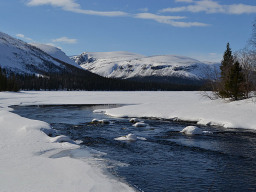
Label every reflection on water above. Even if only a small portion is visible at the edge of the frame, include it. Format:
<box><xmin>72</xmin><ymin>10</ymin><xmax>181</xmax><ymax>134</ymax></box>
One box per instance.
<box><xmin>13</xmin><ymin>105</ymin><xmax>256</xmax><ymax>192</ymax></box>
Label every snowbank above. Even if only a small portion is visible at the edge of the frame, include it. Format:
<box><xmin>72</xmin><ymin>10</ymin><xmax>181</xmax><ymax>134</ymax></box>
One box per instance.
<box><xmin>1</xmin><ymin>91</ymin><xmax>256</xmax><ymax>191</ymax></box>
<box><xmin>0</xmin><ymin>92</ymin><xmax>135</xmax><ymax>192</ymax></box>
<box><xmin>1</xmin><ymin>91</ymin><xmax>256</xmax><ymax>129</ymax></box>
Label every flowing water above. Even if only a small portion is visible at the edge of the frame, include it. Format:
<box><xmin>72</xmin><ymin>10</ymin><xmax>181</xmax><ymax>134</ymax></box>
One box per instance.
<box><xmin>13</xmin><ymin>105</ymin><xmax>256</xmax><ymax>192</ymax></box>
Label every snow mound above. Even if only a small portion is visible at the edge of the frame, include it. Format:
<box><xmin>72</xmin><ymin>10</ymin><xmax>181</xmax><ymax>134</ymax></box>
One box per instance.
<box><xmin>133</xmin><ymin>122</ymin><xmax>148</xmax><ymax>127</ymax></box>
<box><xmin>50</xmin><ymin>135</ymin><xmax>76</xmax><ymax>144</ymax></box>
<box><xmin>115</xmin><ymin>133</ymin><xmax>146</xmax><ymax>141</ymax></box>
<box><xmin>180</xmin><ymin>126</ymin><xmax>203</xmax><ymax>135</ymax></box>
<box><xmin>31</xmin><ymin>43</ymin><xmax>81</xmax><ymax>68</ymax></box>
<box><xmin>90</xmin><ymin>119</ymin><xmax>110</xmax><ymax>124</ymax></box>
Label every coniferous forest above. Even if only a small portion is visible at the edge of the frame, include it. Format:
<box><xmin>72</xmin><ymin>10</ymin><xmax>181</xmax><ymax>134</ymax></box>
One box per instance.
<box><xmin>0</xmin><ymin>67</ymin><xmax>18</xmax><ymax>92</ymax></box>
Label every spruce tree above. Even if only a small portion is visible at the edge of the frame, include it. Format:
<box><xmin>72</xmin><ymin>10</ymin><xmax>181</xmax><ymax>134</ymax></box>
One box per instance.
<box><xmin>219</xmin><ymin>43</ymin><xmax>246</xmax><ymax>100</ymax></box>
<box><xmin>220</xmin><ymin>43</ymin><xmax>234</xmax><ymax>75</ymax></box>
<box><xmin>219</xmin><ymin>42</ymin><xmax>234</xmax><ymax>98</ymax></box>
<box><xmin>228</xmin><ymin>61</ymin><xmax>245</xmax><ymax>100</ymax></box>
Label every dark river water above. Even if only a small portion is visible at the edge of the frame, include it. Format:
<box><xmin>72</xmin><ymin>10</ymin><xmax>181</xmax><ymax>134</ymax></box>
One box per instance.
<box><xmin>13</xmin><ymin>105</ymin><xmax>256</xmax><ymax>192</ymax></box>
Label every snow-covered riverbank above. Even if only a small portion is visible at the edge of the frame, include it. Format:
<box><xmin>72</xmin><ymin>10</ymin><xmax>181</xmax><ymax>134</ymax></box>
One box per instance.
<box><xmin>1</xmin><ymin>91</ymin><xmax>256</xmax><ymax>192</ymax></box>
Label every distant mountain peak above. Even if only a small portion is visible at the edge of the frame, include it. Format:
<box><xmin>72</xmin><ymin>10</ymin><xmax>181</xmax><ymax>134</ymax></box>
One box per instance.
<box><xmin>71</xmin><ymin>51</ymin><xmax>220</xmax><ymax>83</ymax></box>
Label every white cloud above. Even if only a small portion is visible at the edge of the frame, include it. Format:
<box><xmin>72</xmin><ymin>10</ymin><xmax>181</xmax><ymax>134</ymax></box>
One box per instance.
<box><xmin>26</xmin><ymin>0</ymin><xmax>128</xmax><ymax>17</ymax></box>
<box><xmin>72</xmin><ymin>9</ymin><xmax>128</xmax><ymax>17</ymax></box>
<box><xmin>26</xmin><ymin>0</ymin><xmax>208</xmax><ymax>28</ymax></box>
<box><xmin>168</xmin><ymin>20</ymin><xmax>208</xmax><ymax>27</ymax></box>
<box><xmin>135</xmin><ymin>13</ymin><xmax>186</xmax><ymax>21</ymax></box>
<box><xmin>161</xmin><ymin>0</ymin><xmax>256</xmax><ymax>15</ymax></box>
<box><xmin>45</xmin><ymin>43</ymin><xmax>56</xmax><ymax>46</ymax></box>
<box><xmin>227</xmin><ymin>4</ymin><xmax>256</xmax><ymax>15</ymax></box>
<box><xmin>16</xmin><ymin>34</ymin><xmax>25</xmax><ymax>38</ymax></box>
<box><xmin>52</xmin><ymin>37</ymin><xmax>77</xmax><ymax>44</ymax></box>
<box><xmin>16</xmin><ymin>34</ymin><xmax>33</xmax><ymax>41</ymax></box>
<box><xmin>27</xmin><ymin>0</ymin><xmax>80</xmax><ymax>10</ymax></box>
<box><xmin>135</xmin><ymin>13</ymin><xmax>208</xmax><ymax>27</ymax></box>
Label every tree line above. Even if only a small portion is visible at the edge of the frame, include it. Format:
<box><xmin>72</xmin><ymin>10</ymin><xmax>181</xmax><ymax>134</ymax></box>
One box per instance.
<box><xmin>0</xmin><ymin>64</ymin><xmax>202</xmax><ymax>92</ymax></box>
<box><xmin>0</xmin><ymin>68</ymin><xmax>19</xmax><ymax>91</ymax></box>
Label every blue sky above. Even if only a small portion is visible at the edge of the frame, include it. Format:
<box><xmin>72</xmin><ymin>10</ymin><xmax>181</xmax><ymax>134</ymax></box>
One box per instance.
<box><xmin>0</xmin><ymin>0</ymin><xmax>256</xmax><ymax>62</ymax></box>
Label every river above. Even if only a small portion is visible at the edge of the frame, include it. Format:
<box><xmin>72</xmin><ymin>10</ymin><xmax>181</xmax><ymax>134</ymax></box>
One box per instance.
<box><xmin>13</xmin><ymin>105</ymin><xmax>256</xmax><ymax>192</ymax></box>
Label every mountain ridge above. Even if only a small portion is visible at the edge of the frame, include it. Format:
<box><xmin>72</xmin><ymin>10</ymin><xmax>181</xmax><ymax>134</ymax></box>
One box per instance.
<box><xmin>71</xmin><ymin>51</ymin><xmax>220</xmax><ymax>84</ymax></box>
<box><xmin>0</xmin><ymin>31</ymin><xmax>216</xmax><ymax>90</ymax></box>
<box><xmin>0</xmin><ymin>31</ymin><xmax>81</xmax><ymax>75</ymax></box>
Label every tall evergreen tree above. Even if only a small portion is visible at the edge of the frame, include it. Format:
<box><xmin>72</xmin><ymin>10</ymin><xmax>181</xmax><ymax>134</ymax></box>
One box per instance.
<box><xmin>219</xmin><ymin>43</ymin><xmax>234</xmax><ymax>98</ymax></box>
<box><xmin>228</xmin><ymin>61</ymin><xmax>245</xmax><ymax>100</ymax></box>
<box><xmin>220</xmin><ymin>43</ymin><xmax>234</xmax><ymax>76</ymax></box>
<box><xmin>219</xmin><ymin>43</ymin><xmax>246</xmax><ymax>100</ymax></box>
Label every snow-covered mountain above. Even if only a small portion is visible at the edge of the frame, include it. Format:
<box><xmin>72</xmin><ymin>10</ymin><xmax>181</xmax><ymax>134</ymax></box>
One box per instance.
<box><xmin>0</xmin><ymin>30</ymin><xmax>219</xmax><ymax>87</ymax></box>
<box><xmin>0</xmin><ymin>32</ymin><xmax>81</xmax><ymax>75</ymax></box>
<box><xmin>30</xmin><ymin>43</ymin><xmax>81</xmax><ymax>69</ymax></box>
<box><xmin>71</xmin><ymin>51</ymin><xmax>219</xmax><ymax>83</ymax></box>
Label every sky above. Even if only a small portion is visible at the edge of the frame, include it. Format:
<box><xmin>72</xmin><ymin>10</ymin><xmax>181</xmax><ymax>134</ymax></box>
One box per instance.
<box><xmin>0</xmin><ymin>0</ymin><xmax>256</xmax><ymax>62</ymax></box>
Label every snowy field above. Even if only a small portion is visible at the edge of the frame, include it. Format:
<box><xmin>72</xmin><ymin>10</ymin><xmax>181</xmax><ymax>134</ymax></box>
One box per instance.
<box><xmin>1</xmin><ymin>91</ymin><xmax>256</xmax><ymax>192</ymax></box>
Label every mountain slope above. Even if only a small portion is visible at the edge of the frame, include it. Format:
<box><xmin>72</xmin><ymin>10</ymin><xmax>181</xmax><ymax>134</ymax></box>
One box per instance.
<box><xmin>71</xmin><ymin>52</ymin><xmax>219</xmax><ymax>84</ymax></box>
<box><xmin>0</xmin><ymin>32</ymin><xmax>81</xmax><ymax>75</ymax></box>
<box><xmin>30</xmin><ymin>43</ymin><xmax>81</xmax><ymax>69</ymax></box>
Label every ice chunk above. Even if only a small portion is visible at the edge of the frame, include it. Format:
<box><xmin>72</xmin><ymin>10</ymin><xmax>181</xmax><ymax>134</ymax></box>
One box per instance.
<box><xmin>115</xmin><ymin>133</ymin><xmax>146</xmax><ymax>141</ymax></box>
<box><xmin>180</xmin><ymin>126</ymin><xmax>202</xmax><ymax>135</ymax></box>
<box><xmin>133</xmin><ymin>122</ymin><xmax>148</xmax><ymax>127</ymax></box>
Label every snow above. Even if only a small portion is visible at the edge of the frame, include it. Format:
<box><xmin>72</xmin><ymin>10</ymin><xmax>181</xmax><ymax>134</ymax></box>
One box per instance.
<box><xmin>91</xmin><ymin>119</ymin><xmax>111</xmax><ymax>124</ymax></box>
<box><xmin>31</xmin><ymin>43</ymin><xmax>82</xmax><ymax>69</ymax></box>
<box><xmin>1</xmin><ymin>91</ymin><xmax>256</xmax><ymax>130</ymax></box>
<box><xmin>0</xmin><ymin>31</ymin><xmax>81</xmax><ymax>75</ymax></box>
<box><xmin>0</xmin><ymin>32</ymin><xmax>64</xmax><ymax>74</ymax></box>
<box><xmin>71</xmin><ymin>51</ymin><xmax>219</xmax><ymax>80</ymax></box>
<box><xmin>133</xmin><ymin>122</ymin><xmax>148</xmax><ymax>127</ymax></box>
<box><xmin>50</xmin><ymin>135</ymin><xmax>76</xmax><ymax>144</ymax></box>
<box><xmin>114</xmin><ymin>133</ymin><xmax>146</xmax><ymax>141</ymax></box>
<box><xmin>0</xmin><ymin>93</ymin><xmax>136</xmax><ymax>192</ymax></box>
<box><xmin>180</xmin><ymin>126</ymin><xmax>202</xmax><ymax>135</ymax></box>
<box><xmin>115</xmin><ymin>133</ymin><xmax>138</xmax><ymax>141</ymax></box>
<box><xmin>1</xmin><ymin>91</ymin><xmax>256</xmax><ymax>191</ymax></box>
